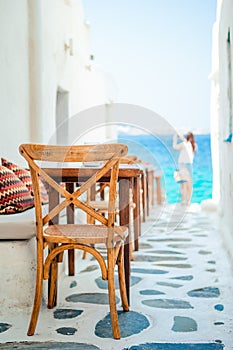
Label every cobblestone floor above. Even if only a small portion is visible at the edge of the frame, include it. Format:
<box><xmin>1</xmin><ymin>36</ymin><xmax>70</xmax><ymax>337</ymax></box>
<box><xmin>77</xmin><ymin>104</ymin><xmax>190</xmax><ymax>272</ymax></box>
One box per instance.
<box><xmin>1</xmin><ymin>204</ymin><xmax>233</xmax><ymax>350</ymax></box>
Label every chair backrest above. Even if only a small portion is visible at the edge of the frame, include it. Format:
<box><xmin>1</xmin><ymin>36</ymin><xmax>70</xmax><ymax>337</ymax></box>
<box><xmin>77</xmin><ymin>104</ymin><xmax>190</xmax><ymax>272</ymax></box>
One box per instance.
<box><xmin>120</xmin><ymin>154</ymin><xmax>142</xmax><ymax>164</ymax></box>
<box><xmin>19</xmin><ymin>144</ymin><xmax>128</xmax><ymax>239</ymax></box>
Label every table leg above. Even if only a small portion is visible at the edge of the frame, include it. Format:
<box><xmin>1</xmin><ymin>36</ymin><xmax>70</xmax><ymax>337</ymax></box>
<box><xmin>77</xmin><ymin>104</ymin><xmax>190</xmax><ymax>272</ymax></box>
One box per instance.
<box><xmin>119</xmin><ymin>178</ymin><xmax>130</xmax><ymax>304</ymax></box>
<box><xmin>133</xmin><ymin>177</ymin><xmax>140</xmax><ymax>251</ymax></box>
<box><xmin>155</xmin><ymin>176</ymin><xmax>162</xmax><ymax>205</ymax></box>
<box><xmin>146</xmin><ymin>169</ymin><xmax>150</xmax><ymax>217</ymax></box>
<box><xmin>151</xmin><ymin>171</ymin><xmax>155</xmax><ymax>206</ymax></box>
<box><xmin>141</xmin><ymin>171</ymin><xmax>147</xmax><ymax>222</ymax></box>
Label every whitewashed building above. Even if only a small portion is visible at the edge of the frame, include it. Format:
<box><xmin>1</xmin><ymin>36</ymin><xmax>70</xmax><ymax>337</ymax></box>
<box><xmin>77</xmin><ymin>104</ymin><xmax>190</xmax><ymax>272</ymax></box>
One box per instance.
<box><xmin>210</xmin><ymin>0</ymin><xmax>233</xmax><ymax>263</ymax></box>
<box><xmin>0</xmin><ymin>0</ymin><xmax>115</xmax><ymax>308</ymax></box>
<box><xmin>0</xmin><ymin>0</ymin><xmax>113</xmax><ymax>165</ymax></box>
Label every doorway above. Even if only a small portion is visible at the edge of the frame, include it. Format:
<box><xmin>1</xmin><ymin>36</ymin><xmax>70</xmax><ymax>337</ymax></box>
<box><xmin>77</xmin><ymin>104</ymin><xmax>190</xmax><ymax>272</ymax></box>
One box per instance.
<box><xmin>56</xmin><ymin>89</ymin><xmax>69</xmax><ymax>145</ymax></box>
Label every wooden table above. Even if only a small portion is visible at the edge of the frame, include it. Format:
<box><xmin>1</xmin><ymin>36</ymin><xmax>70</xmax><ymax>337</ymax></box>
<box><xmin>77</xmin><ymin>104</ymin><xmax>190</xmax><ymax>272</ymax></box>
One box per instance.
<box><xmin>44</xmin><ymin>164</ymin><xmax>143</xmax><ymax>303</ymax></box>
<box><xmin>154</xmin><ymin>169</ymin><xmax>163</xmax><ymax>205</ymax></box>
<box><xmin>146</xmin><ymin>167</ymin><xmax>163</xmax><ymax>215</ymax></box>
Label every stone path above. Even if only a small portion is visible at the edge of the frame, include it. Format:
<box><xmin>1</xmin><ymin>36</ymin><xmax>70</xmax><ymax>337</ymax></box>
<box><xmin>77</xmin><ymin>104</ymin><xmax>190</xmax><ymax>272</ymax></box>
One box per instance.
<box><xmin>1</xmin><ymin>204</ymin><xmax>233</xmax><ymax>349</ymax></box>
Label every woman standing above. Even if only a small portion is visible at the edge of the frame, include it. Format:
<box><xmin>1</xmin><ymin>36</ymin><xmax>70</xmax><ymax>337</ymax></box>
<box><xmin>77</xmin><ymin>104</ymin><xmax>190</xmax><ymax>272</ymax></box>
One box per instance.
<box><xmin>173</xmin><ymin>132</ymin><xmax>197</xmax><ymax>205</ymax></box>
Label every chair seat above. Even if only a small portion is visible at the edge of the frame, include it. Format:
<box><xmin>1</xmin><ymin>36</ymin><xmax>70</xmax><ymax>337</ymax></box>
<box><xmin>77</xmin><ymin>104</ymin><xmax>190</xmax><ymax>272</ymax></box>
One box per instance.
<box><xmin>88</xmin><ymin>200</ymin><xmax>135</xmax><ymax>210</ymax></box>
<box><xmin>44</xmin><ymin>224</ymin><xmax>128</xmax><ymax>245</ymax></box>
<box><xmin>88</xmin><ymin>200</ymin><xmax>116</xmax><ymax>211</ymax></box>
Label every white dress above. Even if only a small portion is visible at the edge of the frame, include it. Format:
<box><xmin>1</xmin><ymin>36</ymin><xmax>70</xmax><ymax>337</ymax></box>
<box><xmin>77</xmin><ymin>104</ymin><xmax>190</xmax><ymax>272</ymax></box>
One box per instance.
<box><xmin>173</xmin><ymin>135</ymin><xmax>196</xmax><ymax>176</ymax></box>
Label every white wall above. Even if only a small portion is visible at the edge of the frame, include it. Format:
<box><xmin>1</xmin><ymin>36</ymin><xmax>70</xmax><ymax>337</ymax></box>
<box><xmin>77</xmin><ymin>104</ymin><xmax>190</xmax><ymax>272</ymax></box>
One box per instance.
<box><xmin>210</xmin><ymin>0</ymin><xmax>233</xmax><ymax>262</ymax></box>
<box><xmin>0</xmin><ymin>0</ymin><xmax>30</xmax><ymax>165</ymax></box>
<box><xmin>0</xmin><ymin>0</ymin><xmax>112</xmax><ymax>165</ymax></box>
<box><xmin>32</xmin><ymin>0</ymin><xmax>111</xmax><ymax>146</ymax></box>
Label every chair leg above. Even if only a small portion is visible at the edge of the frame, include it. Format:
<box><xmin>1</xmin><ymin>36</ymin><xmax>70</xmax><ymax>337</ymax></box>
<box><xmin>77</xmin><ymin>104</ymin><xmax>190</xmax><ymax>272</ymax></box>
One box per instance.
<box><xmin>82</xmin><ymin>215</ymin><xmax>95</xmax><ymax>260</ymax></box>
<box><xmin>27</xmin><ymin>259</ymin><xmax>44</xmax><ymax>336</ymax></box>
<box><xmin>68</xmin><ymin>249</ymin><xmax>75</xmax><ymax>276</ymax></box>
<box><xmin>82</xmin><ymin>244</ymin><xmax>94</xmax><ymax>259</ymax></box>
<box><xmin>48</xmin><ymin>260</ymin><xmax>58</xmax><ymax>308</ymax></box>
<box><xmin>117</xmin><ymin>246</ymin><xmax>129</xmax><ymax>311</ymax></box>
<box><xmin>107</xmin><ymin>248</ymin><xmax>121</xmax><ymax>339</ymax></box>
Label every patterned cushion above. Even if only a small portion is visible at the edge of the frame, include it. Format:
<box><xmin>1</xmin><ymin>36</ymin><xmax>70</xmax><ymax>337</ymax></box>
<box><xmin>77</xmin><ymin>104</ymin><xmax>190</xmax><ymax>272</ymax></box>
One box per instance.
<box><xmin>1</xmin><ymin>158</ymin><xmax>33</xmax><ymax>193</ymax></box>
<box><xmin>0</xmin><ymin>166</ymin><xmax>34</xmax><ymax>214</ymax></box>
<box><xmin>1</xmin><ymin>158</ymin><xmax>48</xmax><ymax>204</ymax></box>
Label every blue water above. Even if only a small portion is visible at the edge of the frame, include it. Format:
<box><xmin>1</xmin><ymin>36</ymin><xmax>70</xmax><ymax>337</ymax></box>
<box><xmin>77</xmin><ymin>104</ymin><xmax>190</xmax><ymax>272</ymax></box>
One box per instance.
<box><xmin>118</xmin><ymin>134</ymin><xmax>212</xmax><ymax>204</ymax></box>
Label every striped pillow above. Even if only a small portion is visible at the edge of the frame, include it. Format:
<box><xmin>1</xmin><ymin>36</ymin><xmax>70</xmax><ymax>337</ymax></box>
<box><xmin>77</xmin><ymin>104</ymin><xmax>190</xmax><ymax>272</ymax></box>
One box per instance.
<box><xmin>1</xmin><ymin>158</ymin><xmax>48</xmax><ymax>204</ymax></box>
<box><xmin>0</xmin><ymin>166</ymin><xmax>34</xmax><ymax>214</ymax></box>
<box><xmin>1</xmin><ymin>158</ymin><xmax>33</xmax><ymax>193</ymax></box>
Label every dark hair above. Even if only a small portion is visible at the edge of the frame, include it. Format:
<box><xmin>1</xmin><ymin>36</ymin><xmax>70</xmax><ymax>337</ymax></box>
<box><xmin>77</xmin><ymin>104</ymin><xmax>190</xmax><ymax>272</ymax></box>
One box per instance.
<box><xmin>186</xmin><ymin>132</ymin><xmax>196</xmax><ymax>152</ymax></box>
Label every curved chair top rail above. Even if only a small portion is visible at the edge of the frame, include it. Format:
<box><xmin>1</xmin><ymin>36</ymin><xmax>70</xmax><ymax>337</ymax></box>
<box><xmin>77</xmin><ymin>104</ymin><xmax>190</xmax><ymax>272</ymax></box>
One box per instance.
<box><xmin>19</xmin><ymin>143</ymin><xmax>128</xmax><ymax>163</ymax></box>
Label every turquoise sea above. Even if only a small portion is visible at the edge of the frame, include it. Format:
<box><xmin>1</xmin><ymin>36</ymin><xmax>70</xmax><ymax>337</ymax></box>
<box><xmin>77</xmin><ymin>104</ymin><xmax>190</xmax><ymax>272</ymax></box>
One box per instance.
<box><xmin>118</xmin><ymin>134</ymin><xmax>212</xmax><ymax>204</ymax></box>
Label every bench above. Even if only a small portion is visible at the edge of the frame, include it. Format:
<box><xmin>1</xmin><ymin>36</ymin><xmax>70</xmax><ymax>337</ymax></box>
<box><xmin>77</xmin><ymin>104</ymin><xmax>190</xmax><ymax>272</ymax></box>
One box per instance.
<box><xmin>0</xmin><ymin>204</ymin><xmax>82</xmax><ymax>310</ymax></box>
<box><xmin>0</xmin><ymin>207</ymin><xmax>37</xmax><ymax>309</ymax></box>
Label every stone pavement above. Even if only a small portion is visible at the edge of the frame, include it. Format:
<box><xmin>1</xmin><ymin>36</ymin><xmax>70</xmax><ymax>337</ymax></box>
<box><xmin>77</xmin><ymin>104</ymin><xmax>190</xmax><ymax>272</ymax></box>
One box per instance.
<box><xmin>1</xmin><ymin>203</ymin><xmax>233</xmax><ymax>350</ymax></box>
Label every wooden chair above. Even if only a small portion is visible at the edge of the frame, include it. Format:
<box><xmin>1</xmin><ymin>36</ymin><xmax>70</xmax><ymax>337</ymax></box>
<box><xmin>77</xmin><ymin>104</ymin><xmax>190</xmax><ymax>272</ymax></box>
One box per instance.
<box><xmin>84</xmin><ymin>163</ymin><xmax>137</xmax><ymax>259</ymax></box>
<box><xmin>19</xmin><ymin>143</ymin><xmax>129</xmax><ymax>339</ymax></box>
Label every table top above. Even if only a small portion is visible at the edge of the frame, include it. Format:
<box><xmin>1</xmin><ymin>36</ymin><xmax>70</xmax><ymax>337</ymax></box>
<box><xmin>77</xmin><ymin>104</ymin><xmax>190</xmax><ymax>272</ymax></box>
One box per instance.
<box><xmin>43</xmin><ymin>164</ymin><xmax>143</xmax><ymax>182</ymax></box>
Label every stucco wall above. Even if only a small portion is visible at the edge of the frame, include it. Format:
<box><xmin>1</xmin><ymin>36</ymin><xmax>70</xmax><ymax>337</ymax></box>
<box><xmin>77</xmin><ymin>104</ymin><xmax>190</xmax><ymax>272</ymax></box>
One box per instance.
<box><xmin>29</xmin><ymin>0</ymin><xmax>110</xmax><ymax>146</ymax></box>
<box><xmin>0</xmin><ymin>0</ymin><xmax>111</xmax><ymax>165</ymax></box>
<box><xmin>0</xmin><ymin>0</ymin><xmax>30</xmax><ymax>165</ymax></box>
<box><xmin>211</xmin><ymin>0</ymin><xmax>233</xmax><ymax>263</ymax></box>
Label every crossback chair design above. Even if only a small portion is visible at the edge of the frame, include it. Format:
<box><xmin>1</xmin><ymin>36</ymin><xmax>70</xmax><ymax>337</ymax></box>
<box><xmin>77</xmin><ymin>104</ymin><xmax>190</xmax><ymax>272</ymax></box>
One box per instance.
<box><xmin>83</xmin><ymin>157</ymin><xmax>140</xmax><ymax>259</ymax></box>
<box><xmin>86</xmin><ymin>154</ymin><xmax>140</xmax><ymax>222</ymax></box>
<box><xmin>19</xmin><ymin>143</ymin><xmax>129</xmax><ymax>339</ymax></box>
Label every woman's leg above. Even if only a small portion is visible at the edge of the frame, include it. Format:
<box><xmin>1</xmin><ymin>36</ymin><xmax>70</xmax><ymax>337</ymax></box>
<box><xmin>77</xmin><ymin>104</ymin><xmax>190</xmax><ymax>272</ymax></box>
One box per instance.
<box><xmin>186</xmin><ymin>179</ymin><xmax>193</xmax><ymax>204</ymax></box>
<box><xmin>180</xmin><ymin>163</ymin><xmax>193</xmax><ymax>204</ymax></box>
<box><xmin>180</xmin><ymin>182</ymin><xmax>186</xmax><ymax>203</ymax></box>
